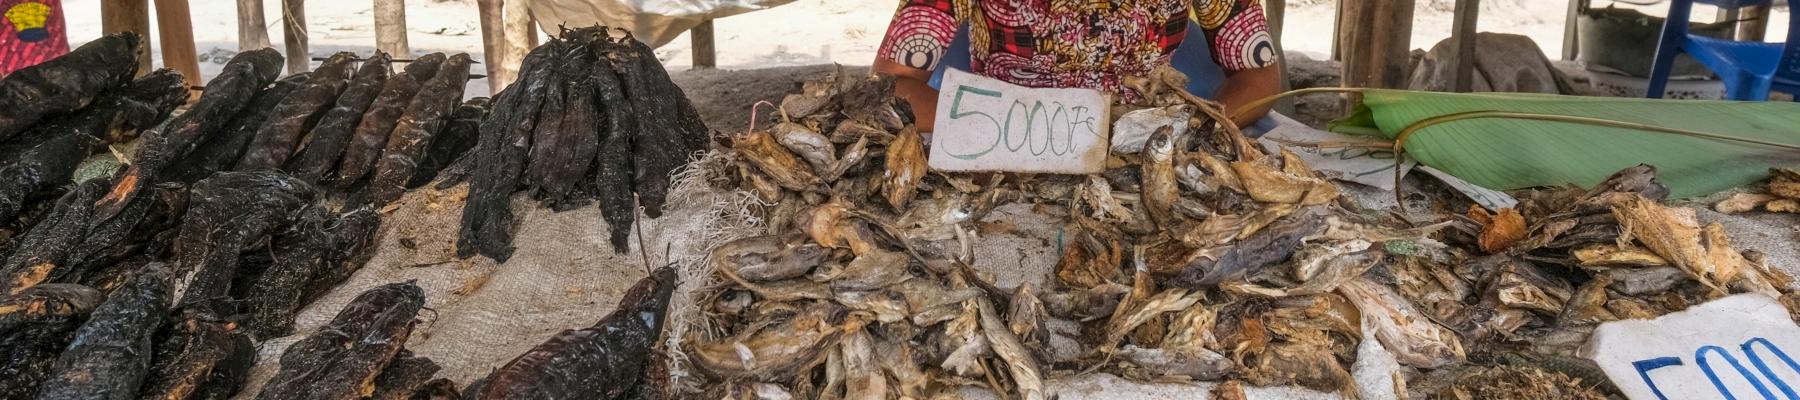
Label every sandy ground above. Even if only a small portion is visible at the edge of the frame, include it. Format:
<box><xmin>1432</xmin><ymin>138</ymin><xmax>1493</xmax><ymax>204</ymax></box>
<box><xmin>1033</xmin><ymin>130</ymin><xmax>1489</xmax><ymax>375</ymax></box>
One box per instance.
<box><xmin>42</xmin><ymin>0</ymin><xmax>1800</xmax><ymax>398</ymax></box>
<box><xmin>57</xmin><ymin>0</ymin><xmax>1790</xmax><ymax>91</ymax></box>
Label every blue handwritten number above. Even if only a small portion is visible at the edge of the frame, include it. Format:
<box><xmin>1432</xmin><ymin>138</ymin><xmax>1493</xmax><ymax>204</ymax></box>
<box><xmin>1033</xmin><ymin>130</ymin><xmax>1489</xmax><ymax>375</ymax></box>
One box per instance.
<box><xmin>1636</xmin><ymin>357</ymin><xmax>1685</xmax><ymax>400</ymax></box>
<box><xmin>1698</xmin><ymin>345</ymin><xmax>1780</xmax><ymax>400</ymax></box>
<box><xmin>1743</xmin><ymin>338</ymin><xmax>1800</xmax><ymax>399</ymax></box>
<box><xmin>945</xmin><ymin>85</ymin><xmax>1003</xmax><ymax>160</ymax></box>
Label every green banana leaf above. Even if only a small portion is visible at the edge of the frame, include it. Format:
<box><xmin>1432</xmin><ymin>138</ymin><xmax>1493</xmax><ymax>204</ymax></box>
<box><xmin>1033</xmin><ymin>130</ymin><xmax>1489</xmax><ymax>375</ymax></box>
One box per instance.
<box><xmin>1328</xmin><ymin>90</ymin><xmax>1800</xmax><ymax>198</ymax></box>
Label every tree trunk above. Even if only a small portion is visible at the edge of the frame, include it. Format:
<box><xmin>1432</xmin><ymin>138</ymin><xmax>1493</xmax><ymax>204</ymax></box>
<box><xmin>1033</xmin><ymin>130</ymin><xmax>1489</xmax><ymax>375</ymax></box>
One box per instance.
<box><xmin>477</xmin><ymin>0</ymin><xmax>508</xmax><ymax>93</ymax></box>
<box><xmin>374</xmin><ymin>0</ymin><xmax>410</xmax><ymax>56</ymax></box>
<box><xmin>282</xmin><ymin>0</ymin><xmax>310</xmax><ymax>75</ymax></box>
<box><xmin>101</xmin><ymin>0</ymin><xmax>153</xmax><ymax>75</ymax></box>
<box><xmin>154</xmin><ymin>0</ymin><xmax>202</xmax><ymax>88</ymax></box>
<box><xmin>238</xmin><ymin>0</ymin><xmax>271</xmax><ymax>50</ymax></box>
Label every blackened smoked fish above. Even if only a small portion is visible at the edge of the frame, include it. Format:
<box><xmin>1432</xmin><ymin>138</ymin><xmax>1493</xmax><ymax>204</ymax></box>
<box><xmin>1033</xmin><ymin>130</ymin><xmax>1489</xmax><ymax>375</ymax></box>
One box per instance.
<box><xmin>463</xmin><ymin>267</ymin><xmax>676</xmax><ymax>400</ymax></box>
<box><xmin>172</xmin><ymin>73</ymin><xmax>311</xmax><ymax>185</ymax></box>
<box><xmin>0</xmin><ymin>33</ymin><xmax>140</xmax><ymax>142</ymax></box>
<box><xmin>238</xmin><ymin>52</ymin><xmax>359</xmax><ymax>170</ymax></box>
<box><xmin>140</xmin><ymin>308</ymin><xmax>257</xmax><ymax>400</ymax></box>
<box><xmin>363</xmin><ymin>53</ymin><xmax>473</xmax><ymax>206</ymax></box>
<box><xmin>525</xmin><ymin>40</ymin><xmax>599</xmax><ymax>208</ymax></box>
<box><xmin>457</xmin><ymin>46</ymin><xmax>555</xmax><ymax>262</ymax></box>
<box><xmin>243</xmin><ymin>207</ymin><xmax>333</xmax><ymax>339</ymax></box>
<box><xmin>587</xmin><ymin>36</ymin><xmax>639</xmax><ymax>254</ymax></box>
<box><xmin>303</xmin><ymin>206</ymin><xmax>382</xmax><ymax>303</ymax></box>
<box><xmin>408</xmin><ymin>97</ymin><xmax>490</xmax><ymax>188</ymax></box>
<box><xmin>256</xmin><ymin>282</ymin><xmax>425</xmax><ymax>400</ymax></box>
<box><xmin>336</xmin><ymin>53</ymin><xmax>446</xmax><ymax>188</ymax></box>
<box><xmin>171</xmin><ymin>172</ymin><xmax>316</xmax><ymax>307</ymax></box>
<box><xmin>368</xmin><ymin>351</ymin><xmax>443</xmax><ymax>400</ymax></box>
<box><xmin>286</xmin><ymin>53</ymin><xmax>393</xmax><ymax>183</ymax></box>
<box><xmin>0</xmin><ymin>181</ymin><xmax>105</xmax><ymax>294</ymax></box>
<box><xmin>35</xmin><ymin>264</ymin><xmax>171</xmax><ymax>400</ymax></box>
<box><xmin>0</xmin><ymin>284</ymin><xmax>101</xmax><ymax>335</ymax></box>
<box><xmin>99</xmin><ymin>49</ymin><xmax>283</xmax><ymax>218</ymax></box>
<box><xmin>0</xmin><ymin>284</ymin><xmax>102</xmax><ymax>399</ymax></box>
<box><xmin>610</xmin><ymin>36</ymin><xmax>708</xmax><ymax>218</ymax></box>
<box><xmin>0</xmin><ymin>69</ymin><xmax>186</xmax><ymax>224</ymax></box>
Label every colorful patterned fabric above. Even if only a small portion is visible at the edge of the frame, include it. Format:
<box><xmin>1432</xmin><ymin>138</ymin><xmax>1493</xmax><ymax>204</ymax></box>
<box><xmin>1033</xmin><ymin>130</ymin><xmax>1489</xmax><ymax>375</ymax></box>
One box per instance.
<box><xmin>879</xmin><ymin>0</ymin><xmax>1272</xmax><ymax>97</ymax></box>
<box><xmin>0</xmin><ymin>0</ymin><xmax>66</xmax><ymax>75</ymax></box>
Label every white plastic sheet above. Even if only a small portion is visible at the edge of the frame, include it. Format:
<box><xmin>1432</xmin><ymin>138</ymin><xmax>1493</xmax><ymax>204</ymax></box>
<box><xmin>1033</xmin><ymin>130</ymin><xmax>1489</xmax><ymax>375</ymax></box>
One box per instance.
<box><xmin>528</xmin><ymin>0</ymin><xmax>798</xmax><ymax>48</ymax></box>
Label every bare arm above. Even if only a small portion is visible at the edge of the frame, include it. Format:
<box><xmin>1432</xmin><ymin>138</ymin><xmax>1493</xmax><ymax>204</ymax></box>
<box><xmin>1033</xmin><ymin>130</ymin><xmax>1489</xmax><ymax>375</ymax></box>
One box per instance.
<box><xmin>876</xmin><ymin>58</ymin><xmax>940</xmax><ymax>131</ymax></box>
<box><xmin>1214</xmin><ymin>64</ymin><xmax>1280</xmax><ymax>128</ymax></box>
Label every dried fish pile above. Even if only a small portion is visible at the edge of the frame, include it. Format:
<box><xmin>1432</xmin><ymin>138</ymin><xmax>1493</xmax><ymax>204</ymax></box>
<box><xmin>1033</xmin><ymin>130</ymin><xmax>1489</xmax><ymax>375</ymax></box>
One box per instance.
<box><xmin>0</xmin><ymin>41</ymin><xmax>419</xmax><ymax>399</ymax></box>
<box><xmin>1715</xmin><ymin>167</ymin><xmax>1800</xmax><ymax>214</ymax></box>
<box><xmin>454</xmin><ymin>27</ymin><xmax>708</xmax><ymax>263</ymax></box>
<box><xmin>697</xmin><ymin>67</ymin><xmax>1800</xmax><ymax>398</ymax></box>
<box><xmin>0</xmin><ymin>33</ymin><xmax>184</xmax><ymax>244</ymax></box>
<box><xmin>254</xmin><ymin>282</ymin><xmax>452</xmax><ymax>400</ymax></box>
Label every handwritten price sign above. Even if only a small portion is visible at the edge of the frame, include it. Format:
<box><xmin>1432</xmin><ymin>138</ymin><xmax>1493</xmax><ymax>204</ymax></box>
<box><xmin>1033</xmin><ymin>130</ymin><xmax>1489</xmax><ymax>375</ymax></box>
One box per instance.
<box><xmin>1584</xmin><ymin>294</ymin><xmax>1800</xmax><ymax>400</ymax></box>
<box><xmin>929</xmin><ymin>68</ymin><xmax>1112</xmax><ymax>174</ymax></box>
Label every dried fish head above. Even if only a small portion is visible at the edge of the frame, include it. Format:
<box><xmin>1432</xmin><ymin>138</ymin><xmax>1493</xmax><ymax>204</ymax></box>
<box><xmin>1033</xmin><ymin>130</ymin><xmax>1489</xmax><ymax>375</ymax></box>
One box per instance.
<box><xmin>1117</xmin><ymin>344</ymin><xmax>1234</xmax><ymax>380</ymax></box>
<box><xmin>692</xmin><ymin>302</ymin><xmax>847</xmax><ymax>380</ymax></box>
<box><xmin>1490</xmin><ymin>258</ymin><xmax>1573</xmax><ymax>314</ymax></box>
<box><xmin>1338</xmin><ymin>277</ymin><xmax>1465</xmax><ymax>368</ymax></box>
<box><xmin>1042</xmin><ymin>283</ymin><xmax>1129</xmax><ymax>321</ymax></box>
<box><xmin>773</xmin><ymin>121</ymin><xmax>837</xmax><ymax>176</ymax></box>
<box><xmin>1229</xmin><ymin>150</ymin><xmax>1338</xmax><ymax>205</ymax></box>
<box><xmin>834</xmin><ymin>290</ymin><xmax>910</xmax><ymax>323</ymax></box>
<box><xmin>827</xmin><ymin>249</ymin><xmax>911</xmax><ymax>291</ymax></box>
<box><xmin>883</xmin><ymin>127</ymin><xmax>926</xmax><ymax>209</ymax></box>
<box><xmin>735</xmin><ymin>128</ymin><xmax>823</xmax><ymax>191</ymax></box>
<box><xmin>713</xmin><ymin>235</ymin><xmax>828</xmax><ymax>282</ymax></box>
<box><xmin>1140</xmin><ymin>126</ymin><xmax>1183</xmax><ymax>231</ymax></box>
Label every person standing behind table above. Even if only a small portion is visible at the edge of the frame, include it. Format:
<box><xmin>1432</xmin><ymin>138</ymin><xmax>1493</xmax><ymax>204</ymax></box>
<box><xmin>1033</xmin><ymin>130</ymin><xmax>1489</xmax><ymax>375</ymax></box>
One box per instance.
<box><xmin>0</xmin><ymin>0</ymin><xmax>68</xmax><ymax>75</ymax></box>
<box><xmin>874</xmin><ymin>0</ymin><xmax>1283</xmax><ymax>134</ymax></box>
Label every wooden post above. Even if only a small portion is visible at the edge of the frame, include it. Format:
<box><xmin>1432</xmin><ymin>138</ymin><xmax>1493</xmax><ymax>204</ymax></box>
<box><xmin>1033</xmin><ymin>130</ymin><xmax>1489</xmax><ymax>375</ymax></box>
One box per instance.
<box><xmin>153</xmin><ymin>0</ymin><xmax>203</xmax><ymax>87</ymax></box>
<box><xmin>499</xmin><ymin>0</ymin><xmax>533</xmax><ymax>89</ymax></box>
<box><xmin>1329</xmin><ymin>0</ymin><xmax>1342</xmax><ymax>61</ymax></box>
<box><xmin>237</xmin><ymin>0</ymin><xmax>270</xmax><ymax>50</ymax></box>
<box><xmin>282</xmin><ymin>0</ymin><xmax>309</xmax><ymax>75</ymax></box>
<box><xmin>1338</xmin><ymin>0</ymin><xmax>1414</xmax><ymax>107</ymax></box>
<box><xmin>374</xmin><ymin>0</ymin><xmax>409</xmax><ymax>56</ymax></box>
<box><xmin>1562</xmin><ymin>0</ymin><xmax>1583</xmax><ymax>60</ymax></box>
<box><xmin>1450</xmin><ymin>0</ymin><xmax>1479</xmax><ymax>93</ymax></box>
<box><xmin>477</xmin><ymin>0</ymin><xmax>509</xmax><ymax>93</ymax></box>
<box><xmin>101</xmin><ymin>0</ymin><xmax>153</xmax><ymax>75</ymax></box>
<box><xmin>1265</xmin><ymin>0</ymin><xmax>1293</xmax><ymax>115</ymax></box>
<box><xmin>692</xmin><ymin>19</ymin><xmax>715</xmax><ymax>69</ymax></box>
<box><xmin>1737</xmin><ymin>4</ymin><xmax>1768</xmax><ymax>42</ymax></box>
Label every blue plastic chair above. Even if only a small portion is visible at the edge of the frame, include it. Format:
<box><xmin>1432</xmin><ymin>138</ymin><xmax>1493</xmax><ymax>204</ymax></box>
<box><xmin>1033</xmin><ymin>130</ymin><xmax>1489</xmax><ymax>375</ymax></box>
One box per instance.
<box><xmin>1645</xmin><ymin>0</ymin><xmax>1800</xmax><ymax>101</ymax></box>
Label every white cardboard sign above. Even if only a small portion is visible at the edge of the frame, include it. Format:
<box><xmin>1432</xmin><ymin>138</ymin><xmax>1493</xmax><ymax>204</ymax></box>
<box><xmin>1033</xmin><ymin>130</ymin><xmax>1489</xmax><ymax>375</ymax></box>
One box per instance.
<box><xmin>1582</xmin><ymin>294</ymin><xmax>1800</xmax><ymax>400</ymax></box>
<box><xmin>929</xmin><ymin>68</ymin><xmax>1112</xmax><ymax>174</ymax></box>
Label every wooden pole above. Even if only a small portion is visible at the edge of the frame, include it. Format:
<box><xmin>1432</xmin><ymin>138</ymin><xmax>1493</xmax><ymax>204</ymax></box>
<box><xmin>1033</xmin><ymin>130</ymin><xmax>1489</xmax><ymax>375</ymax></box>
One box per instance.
<box><xmin>1450</xmin><ymin>0</ymin><xmax>1479</xmax><ymax>93</ymax></box>
<box><xmin>1338</xmin><ymin>0</ymin><xmax>1413</xmax><ymax>108</ymax></box>
<box><xmin>282</xmin><ymin>0</ymin><xmax>310</xmax><ymax>75</ymax></box>
<box><xmin>153</xmin><ymin>0</ymin><xmax>203</xmax><ymax>87</ymax></box>
<box><xmin>1265</xmin><ymin>0</ymin><xmax>1293</xmax><ymax>115</ymax></box>
<box><xmin>499</xmin><ymin>0</ymin><xmax>533</xmax><ymax>89</ymax></box>
<box><xmin>237</xmin><ymin>0</ymin><xmax>270</xmax><ymax>50</ymax></box>
<box><xmin>476</xmin><ymin>0</ymin><xmax>509</xmax><ymax>93</ymax></box>
<box><xmin>692</xmin><ymin>19</ymin><xmax>715</xmax><ymax>69</ymax></box>
<box><xmin>374</xmin><ymin>0</ymin><xmax>410</xmax><ymax>56</ymax></box>
<box><xmin>101</xmin><ymin>0</ymin><xmax>153</xmax><ymax>75</ymax></box>
<box><xmin>1737</xmin><ymin>4</ymin><xmax>1768</xmax><ymax>42</ymax></box>
<box><xmin>1562</xmin><ymin>0</ymin><xmax>1583</xmax><ymax>60</ymax></box>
